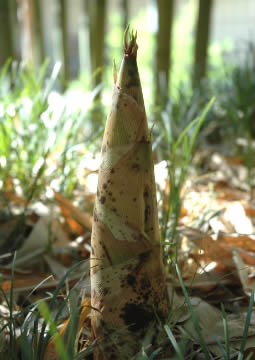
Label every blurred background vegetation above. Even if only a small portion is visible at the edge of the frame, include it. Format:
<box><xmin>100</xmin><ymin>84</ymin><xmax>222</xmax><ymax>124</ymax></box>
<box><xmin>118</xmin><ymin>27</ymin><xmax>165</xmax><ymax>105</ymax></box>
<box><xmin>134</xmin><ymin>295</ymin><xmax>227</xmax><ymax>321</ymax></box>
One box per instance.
<box><xmin>2</xmin><ymin>3</ymin><xmax>255</xmax><ymax>357</ymax></box>
<box><xmin>1</xmin><ymin>0</ymin><xmax>255</xmax><ymax>199</ymax></box>
<box><xmin>0</xmin><ymin>0</ymin><xmax>253</xmax><ymax>95</ymax></box>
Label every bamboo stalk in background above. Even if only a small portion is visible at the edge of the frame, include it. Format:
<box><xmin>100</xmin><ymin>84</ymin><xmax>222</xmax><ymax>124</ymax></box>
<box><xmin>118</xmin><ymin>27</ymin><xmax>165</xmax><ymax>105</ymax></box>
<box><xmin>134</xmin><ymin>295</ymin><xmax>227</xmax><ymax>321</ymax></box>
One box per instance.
<box><xmin>59</xmin><ymin>0</ymin><xmax>69</xmax><ymax>88</ymax></box>
<box><xmin>155</xmin><ymin>0</ymin><xmax>175</xmax><ymax>107</ymax></box>
<box><xmin>79</xmin><ymin>0</ymin><xmax>91</xmax><ymax>76</ymax></box>
<box><xmin>87</xmin><ymin>0</ymin><xmax>106</xmax><ymax>125</ymax></box>
<box><xmin>193</xmin><ymin>0</ymin><xmax>213</xmax><ymax>88</ymax></box>
<box><xmin>90</xmin><ymin>27</ymin><xmax>169</xmax><ymax>359</ymax></box>
<box><xmin>121</xmin><ymin>0</ymin><xmax>129</xmax><ymax>32</ymax></box>
<box><xmin>89</xmin><ymin>0</ymin><xmax>106</xmax><ymax>92</ymax></box>
<box><xmin>19</xmin><ymin>0</ymin><xmax>44</xmax><ymax>66</ymax></box>
<box><xmin>0</xmin><ymin>0</ymin><xmax>14</xmax><ymax>67</ymax></box>
<box><xmin>9</xmin><ymin>0</ymin><xmax>20</xmax><ymax>62</ymax></box>
<box><xmin>33</xmin><ymin>0</ymin><xmax>45</xmax><ymax>64</ymax></box>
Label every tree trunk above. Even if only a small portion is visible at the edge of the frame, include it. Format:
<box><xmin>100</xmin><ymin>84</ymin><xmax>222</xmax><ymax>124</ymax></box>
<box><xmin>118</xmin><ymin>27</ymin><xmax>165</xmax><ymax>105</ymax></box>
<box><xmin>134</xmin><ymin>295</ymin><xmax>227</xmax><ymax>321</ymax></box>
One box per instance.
<box><xmin>59</xmin><ymin>0</ymin><xmax>69</xmax><ymax>88</ymax></box>
<box><xmin>9</xmin><ymin>0</ymin><xmax>21</xmax><ymax>61</ymax></box>
<box><xmin>193</xmin><ymin>0</ymin><xmax>213</xmax><ymax>87</ymax></box>
<box><xmin>33</xmin><ymin>0</ymin><xmax>45</xmax><ymax>64</ymax></box>
<box><xmin>121</xmin><ymin>0</ymin><xmax>128</xmax><ymax>32</ymax></box>
<box><xmin>0</xmin><ymin>0</ymin><xmax>14</xmax><ymax>67</ymax></box>
<box><xmin>88</xmin><ymin>0</ymin><xmax>106</xmax><ymax>124</ymax></box>
<box><xmin>89</xmin><ymin>0</ymin><xmax>106</xmax><ymax>90</ymax></box>
<box><xmin>79</xmin><ymin>0</ymin><xmax>91</xmax><ymax>76</ymax></box>
<box><xmin>19</xmin><ymin>0</ymin><xmax>44</xmax><ymax>66</ymax></box>
<box><xmin>155</xmin><ymin>0</ymin><xmax>175</xmax><ymax>106</ymax></box>
<box><xmin>90</xmin><ymin>28</ymin><xmax>169</xmax><ymax>359</ymax></box>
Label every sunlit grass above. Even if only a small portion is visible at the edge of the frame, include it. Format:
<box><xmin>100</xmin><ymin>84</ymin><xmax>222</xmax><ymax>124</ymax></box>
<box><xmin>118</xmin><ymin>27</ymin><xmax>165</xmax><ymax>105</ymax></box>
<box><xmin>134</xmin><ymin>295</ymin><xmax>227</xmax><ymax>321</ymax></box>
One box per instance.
<box><xmin>0</xmin><ymin>61</ymin><xmax>103</xmax><ymax>201</ymax></box>
<box><xmin>1</xmin><ymin>17</ymin><xmax>255</xmax><ymax>357</ymax></box>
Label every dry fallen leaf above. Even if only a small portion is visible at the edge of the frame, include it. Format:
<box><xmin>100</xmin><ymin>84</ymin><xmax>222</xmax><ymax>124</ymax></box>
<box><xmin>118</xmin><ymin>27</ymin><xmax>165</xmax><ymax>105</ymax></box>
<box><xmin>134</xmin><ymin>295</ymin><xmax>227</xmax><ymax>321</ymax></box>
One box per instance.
<box><xmin>43</xmin><ymin>298</ymin><xmax>91</xmax><ymax>360</ymax></box>
<box><xmin>181</xmin><ymin>297</ymin><xmax>255</xmax><ymax>356</ymax></box>
<box><xmin>54</xmin><ymin>191</ymin><xmax>92</xmax><ymax>235</ymax></box>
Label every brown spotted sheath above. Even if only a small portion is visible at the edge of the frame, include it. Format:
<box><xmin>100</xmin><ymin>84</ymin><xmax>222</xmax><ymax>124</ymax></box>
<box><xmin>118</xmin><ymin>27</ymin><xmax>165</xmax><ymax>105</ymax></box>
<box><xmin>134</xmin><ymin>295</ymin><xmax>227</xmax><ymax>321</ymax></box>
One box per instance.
<box><xmin>90</xmin><ymin>27</ymin><xmax>169</xmax><ymax>359</ymax></box>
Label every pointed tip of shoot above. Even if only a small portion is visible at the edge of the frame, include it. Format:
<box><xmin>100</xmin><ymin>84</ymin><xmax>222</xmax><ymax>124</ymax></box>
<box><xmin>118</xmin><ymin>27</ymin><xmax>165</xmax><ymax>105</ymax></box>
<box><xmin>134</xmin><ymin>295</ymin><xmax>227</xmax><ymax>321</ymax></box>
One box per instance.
<box><xmin>123</xmin><ymin>25</ymin><xmax>138</xmax><ymax>57</ymax></box>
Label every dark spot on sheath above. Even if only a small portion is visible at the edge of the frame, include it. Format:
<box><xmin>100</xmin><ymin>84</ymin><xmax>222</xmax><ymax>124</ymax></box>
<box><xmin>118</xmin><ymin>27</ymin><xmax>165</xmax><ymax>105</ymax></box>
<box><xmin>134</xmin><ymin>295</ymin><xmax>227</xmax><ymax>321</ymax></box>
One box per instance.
<box><xmin>103</xmin><ymin>287</ymin><xmax>110</xmax><ymax>296</ymax></box>
<box><xmin>133</xmin><ymin>197</ymin><xmax>137</xmax><ymax>202</ymax></box>
<box><xmin>112</xmin><ymin>198</ymin><xmax>116</xmax><ymax>202</ymax></box>
<box><xmin>140</xmin><ymin>276</ymin><xmax>151</xmax><ymax>291</ymax></box>
<box><xmin>132</xmin><ymin>163</ymin><xmax>139</xmax><ymax>170</ymax></box>
<box><xmin>100</xmin><ymin>196</ymin><xmax>106</xmax><ymax>204</ymax></box>
<box><xmin>103</xmin><ymin>183</ymin><xmax>107</xmax><ymax>189</ymax></box>
<box><xmin>127</xmin><ymin>274</ymin><xmax>136</xmax><ymax>286</ymax></box>
<box><xmin>124</xmin><ymin>103</ymin><xmax>127</xmax><ymax>107</ymax></box>
<box><xmin>91</xmin><ymin>246</ymin><xmax>95</xmax><ymax>255</ymax></box>
<box><xmin>144</xmin><ymin>205</ymin><xmax>150</xmax><ymax>223</ymax></box>
<box><xmin>97</xmin><ymin>189</ymin><xmax>100</xmax><ymax>196</ymax></box>
<box><xmin>139</xmin><ymin>251</ymin><xmax>150</xmax><ymax>263</ymax></box>
<box><xmin>102</xmin><ymin>244</ymin><xmax>113</xmax><ymax>265</ymax></box>
<box><xmin>143</xmin><ymin>190</ymin><xmax>149</xmax><ymax>197</ymax></box>
<box><xmin>127</xmin><ymin>65</ymin><xmax>139</xmax><ymax>88</ymax></box>
<box><xmin>102</xmin><ymin>145</ymin><xmax>107</xmax><ymax>153</ymax></box>
<box><xmin>93</xmin><ymin>212</ymin><xmax>98</xmax><ymax>222</ymax></box>
<box><xmin>110</xmin><ymin>168</ymin><xmax>115</xmax><ymax>174</ymax></box>
<box><xmin>139</xmin><ymin>233</ymin><xmax>146</xmax><ymax>241</ymax></box>
<box><xmin>142</xmin><ymin>292</ymin><xmax>149</xmax><ymax>303</ymax></box>
<box><xmin>109</xmin><ymin>192</ymin><xmax>112</xmax><ymax>196</ymax></box>
<box><xmin>120</xmin><ymin>303</ymin><xmax>154</xmax><ymax>332</ymax></box>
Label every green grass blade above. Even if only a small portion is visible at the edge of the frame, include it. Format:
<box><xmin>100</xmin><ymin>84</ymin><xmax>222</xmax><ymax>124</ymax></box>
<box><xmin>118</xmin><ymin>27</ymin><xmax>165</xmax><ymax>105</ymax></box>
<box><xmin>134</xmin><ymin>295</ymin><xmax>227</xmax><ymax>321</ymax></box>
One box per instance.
<box><xmin>174</xmin><ymin>97</ymin><xmax>215</xmax><ymax>152</ymax></box>
<box><xmin>0</xmin><ymin>58</ymin><xmax>12</xmax><ymax>82</ymax></box>
<box><xmin>173</xmin><ymin>115</ymin><xmax>199</xmax><ymax>152</ymax></box>
<box><xmin>173</xmin><ymin>97</ymin><xmax>213</xmax><ymax>152</ymax></box>
<box><xmin>214</xmin><ymin>336</ymin><xmax>227</xmax><ymax>360</ymax></box>
<box><xmin>237</xmin><ymin>290</ymin><xmax>254</xmax><ymax>360</ymax></box>
<box><xmin>9</xmin><ymin>252</ymin><xmax>16</xmax><ymax>359</ymax></box>
<box><xmin>148</xmin><ymin>347</ymin><xmax>163</xmax><ymax>359</ymax></box>
<box><xmin>64</xmin><ymin>295</ymin><xmax>81</xmax><ymax>358</ymax></box>
<box><xmin>175</xmin><ymin>264</ymin><xmax>210</xmax><ymax>359</ymax></box>
<box><xmin>37</xmin><ymin>261</ymin><xmax>84</xmax><ymax>357</ymax></box>
<box><xmin>188</xmin><ymin>97</ymin><xmax>215</xmax><ymax>154</ymax></box>
<box><xmin>164</xmin><ymin>324</ymin><xmax>183</xmax><ymax>360</ymax></box>
<box><xmin>221</xmin><ymin>303</ymin><xmax>229</xmax><ymax>360</ymax></box>
<box><xmin>38</xmin><ymin>301</ymin><xmax>70</xmax><ymax>360</ymax></box>
<box><xmin>20</xmin><ymin>310</ymin><xmax>34</xmax><ymax>360</ymax></box>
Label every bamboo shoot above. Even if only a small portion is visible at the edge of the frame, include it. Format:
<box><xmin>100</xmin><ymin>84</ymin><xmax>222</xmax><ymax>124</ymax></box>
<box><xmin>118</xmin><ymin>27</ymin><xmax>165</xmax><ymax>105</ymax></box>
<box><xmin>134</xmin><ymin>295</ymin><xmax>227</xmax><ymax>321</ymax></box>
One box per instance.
<box><xmin>90</xmin><ymin>28</ymin><xmax>169</xmax><ymax>359</ymax></box>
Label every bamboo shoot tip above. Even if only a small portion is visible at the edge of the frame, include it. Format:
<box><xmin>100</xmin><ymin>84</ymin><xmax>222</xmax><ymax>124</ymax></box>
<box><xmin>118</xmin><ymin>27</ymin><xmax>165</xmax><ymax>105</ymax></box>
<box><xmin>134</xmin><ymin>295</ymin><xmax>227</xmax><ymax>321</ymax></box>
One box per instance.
<box><xmin>123</xmin><ymin>25</ymin><xmax>138</xmax><ymax>58</ymax></box>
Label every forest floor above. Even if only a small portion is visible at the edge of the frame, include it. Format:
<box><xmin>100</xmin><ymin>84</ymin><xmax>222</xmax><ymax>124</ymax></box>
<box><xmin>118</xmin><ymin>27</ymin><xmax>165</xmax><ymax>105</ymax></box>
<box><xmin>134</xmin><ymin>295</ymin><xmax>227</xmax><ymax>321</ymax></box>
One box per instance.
<box><xmin>1</xmin><ymin>144</ymin><xmax>255</xmax><ymax>359</ymax></box>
